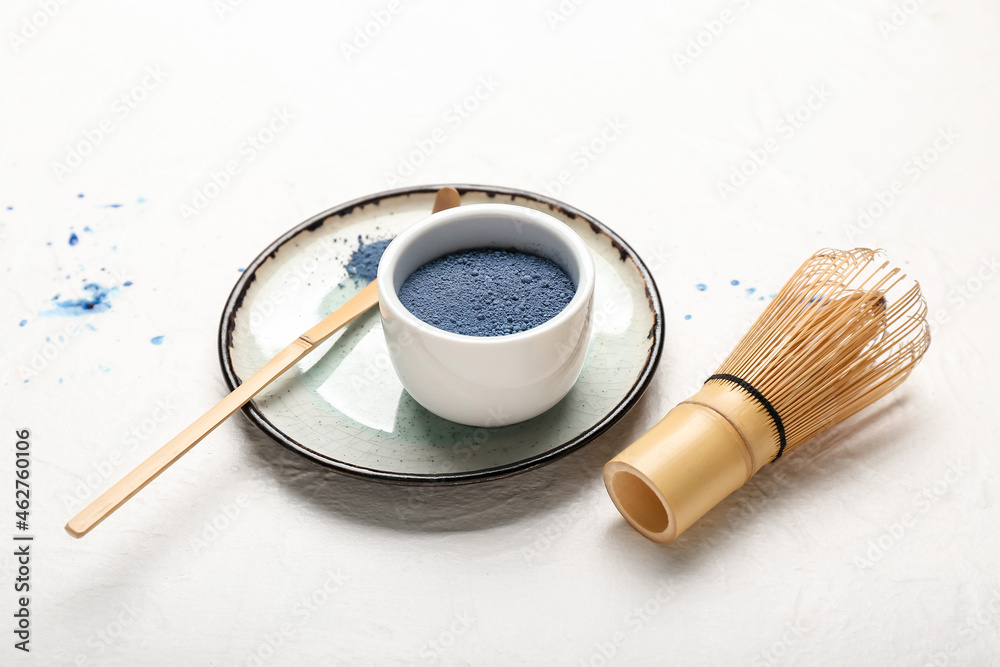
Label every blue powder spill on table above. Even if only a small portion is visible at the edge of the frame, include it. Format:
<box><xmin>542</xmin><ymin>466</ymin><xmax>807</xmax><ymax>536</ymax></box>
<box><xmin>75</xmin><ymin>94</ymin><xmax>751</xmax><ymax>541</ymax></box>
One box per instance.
<box><xmin>151</xmin><ymin>335</ymin><xmax>165</xmax><ymax>345</ymax></box>
<box><xmin>398</xmin><ymin>248</ymin><xmax>576</xmax><ymax>337</ymax></box>
<box><xmin>42</xmin><ymin>283</ymin><xmax>117</xmax><ymax>316</ymax></box>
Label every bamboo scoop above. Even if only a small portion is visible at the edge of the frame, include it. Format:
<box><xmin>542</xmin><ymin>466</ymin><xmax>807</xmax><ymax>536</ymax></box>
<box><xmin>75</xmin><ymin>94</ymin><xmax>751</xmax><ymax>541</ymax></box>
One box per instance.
<box><xmin>66</xmin><ymin>187</ymin><xmax>462</xmax><ymax>538</ymax></box>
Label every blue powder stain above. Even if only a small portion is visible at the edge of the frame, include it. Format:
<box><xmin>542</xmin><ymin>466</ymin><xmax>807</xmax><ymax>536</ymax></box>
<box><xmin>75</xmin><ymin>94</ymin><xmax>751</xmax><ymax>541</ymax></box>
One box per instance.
<box><xmin>98</xmin><ymin>365</ymin><xmax>111</xmax><ymax>373</ymax></box>
<box><xmin>237</xmin><ymin>268</ymin><xmax>245</xmax><ymax>273</ymax></box>
<box><xmin>104</xmin><ymin>204</ymin><xmax>123</xmax><ymax>208</ymax></box>
<box><xmin>123</xmin><ymin>281</ymin><xmax>133</xmax><ymax>286</ymax></box>
<box><xmin>77</xmin><ymin>193</ymin><xmax>85</xmax><ymax>198</ymax></box>
<box><xmin>746</xmin><ymin>287</ymin><xmax>757</xmax><ymax>296</ymax></box>
<box><xmin>83</xmin><ymin>226</ymin><xmax>93</xmax><ymax>233</ymax></box>
<box><xmin>151</xmin><ymin>335</ymin><xmax>165</xmax><ymax>345</ymax></box>
<box><xmin>5</xmin><ymin>206</ymin><xmax>12</xmax><ymax>211</ymax></box>
<box><xmin>19</xmin><ymin>319</ymin><xmax>27</xmax><ymax>327</ymax></box>
<box><xmin>42</xmin><ymin>283</ymin><xmax>117</xmax><ymax>316</ymax></box>
<box><xmin>59</xmin><ymin>378</ymin><xmax>64</xmax><ymax>384</ymax></box>
<box><xmin>86</xmin><ymin>323</ymin><xmax>97</xmax><ymax>331</ymax></box>
<box><xmin>684</xmin><ymin>314</ymin><xmax>692</xmax><ymax>320</ymax></box>
<box><xmin>346</xmin><ymin>237</ymin><xmax>393</xmax><ymax>281</ymax></box>
<box><xmin>696</xmin><ymin>283</ymin><xmax>707</xmax><ymax>291</ymax></box>
<box><xmin>46</xmin><ymin>241</ymin><xmax>53</xmax><ymax>246</ymax></box>
<box><xmin>68</xmin><ymin>233</ymin><xmax>79</xmax><ymax>246</ymax></box>
<box><xmin>398</xmin><ymin>248</ymin><xmax>576</xmax><ymax>337</ymax></box>
<box><xmin>731</xmin><ymin>279</ymin><xmax>740</xmax><ymax>286</ymax></box>
<box><xmin>137</xmin><ymin>197</ymin><xmax>147</xmax><ymax>203</ymax></box>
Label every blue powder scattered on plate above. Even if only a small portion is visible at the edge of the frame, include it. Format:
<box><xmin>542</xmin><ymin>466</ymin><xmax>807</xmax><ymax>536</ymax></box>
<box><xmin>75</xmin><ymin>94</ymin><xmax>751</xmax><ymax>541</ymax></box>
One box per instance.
<box><xmin>398</xmin><ymin>248</ymin><xmax>576</xmax><ymax>337</ymax></box>
<box><xmin>68</xmin><ymin>232</ymin><xmax>79</xmax><ymax>246</ymax></box>
<box><xmin>731</xmin><ymin>279</ymin><xmax>740</xmax><ymax>286</ymax></box>
<box><xmin>346</xmin><ymin>236</ymin><xmax>392</xmax><ymax>281</ymax></box>
<box><xmin>151</xmin><ymin>335</ymin><xmax>165</xmax><ymax>345</ymax></box>
<box><xmin>19</xmin><ymin>319</ymin><xmax>27</xmax><ymax>327</ymax></box>
<box><xmin>696</xmin><ymin>283</ymin><xmax>707</xmax><ymax>291</ymax></box>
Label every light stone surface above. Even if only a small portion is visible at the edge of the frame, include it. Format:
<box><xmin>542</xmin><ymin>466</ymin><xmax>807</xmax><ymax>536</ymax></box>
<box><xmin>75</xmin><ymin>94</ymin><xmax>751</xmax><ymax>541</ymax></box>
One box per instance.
<box><xmin>1</xmin><ymin>1</ymin><xmax>998</xmax><ymax>665</ymax></box>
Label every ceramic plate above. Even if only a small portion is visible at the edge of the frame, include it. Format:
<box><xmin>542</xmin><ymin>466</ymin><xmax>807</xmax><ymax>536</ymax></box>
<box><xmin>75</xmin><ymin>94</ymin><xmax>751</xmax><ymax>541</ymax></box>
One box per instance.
<box><xmin>219</xmin><ymin>184</ymin><xmax>663</xmax><ymax>484</ymax></box>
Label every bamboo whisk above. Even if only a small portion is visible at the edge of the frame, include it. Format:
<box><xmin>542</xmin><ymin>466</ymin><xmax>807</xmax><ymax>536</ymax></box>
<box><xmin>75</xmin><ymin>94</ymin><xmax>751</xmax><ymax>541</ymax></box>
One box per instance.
<box><xmin>604</xmin><ymin>248</ymin><xmax>931</xmax><ymax>543</ymax></box>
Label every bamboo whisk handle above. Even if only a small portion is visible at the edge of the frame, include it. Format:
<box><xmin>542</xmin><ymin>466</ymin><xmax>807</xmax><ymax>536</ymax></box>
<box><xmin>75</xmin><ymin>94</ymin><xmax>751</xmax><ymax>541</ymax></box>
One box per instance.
<box><xmin>603</xmin><ymin>383</ymin><xmax>779</xmax><ymax>543</ymax></box>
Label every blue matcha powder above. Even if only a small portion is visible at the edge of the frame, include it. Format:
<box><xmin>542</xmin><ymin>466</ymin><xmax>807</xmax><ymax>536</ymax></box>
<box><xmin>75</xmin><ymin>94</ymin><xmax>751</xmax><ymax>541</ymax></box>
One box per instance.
<box><xmin>398</xmin><ymin>248</ymin><xmax>575</xmax><ymax>336</ymax></box>
<box><xmin>346</xmin><ymin>237</ymin><xmax>392</xmax><ymax>281</ymax></box>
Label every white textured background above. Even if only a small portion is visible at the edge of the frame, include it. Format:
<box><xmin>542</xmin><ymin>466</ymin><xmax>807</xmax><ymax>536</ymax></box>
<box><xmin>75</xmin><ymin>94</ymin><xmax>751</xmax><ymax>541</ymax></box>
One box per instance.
<box><xmin>1</xmin><ymin>1</ymin><xmax>998</xmax><ymax>665</ymax></box>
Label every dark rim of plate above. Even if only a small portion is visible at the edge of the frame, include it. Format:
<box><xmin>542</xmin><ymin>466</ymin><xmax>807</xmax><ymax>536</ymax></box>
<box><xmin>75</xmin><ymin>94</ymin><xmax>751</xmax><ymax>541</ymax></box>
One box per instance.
<box><xmin>218</xmin><ymin>183</ymin><xmax>665</xmax><ymax>485</ymax></box>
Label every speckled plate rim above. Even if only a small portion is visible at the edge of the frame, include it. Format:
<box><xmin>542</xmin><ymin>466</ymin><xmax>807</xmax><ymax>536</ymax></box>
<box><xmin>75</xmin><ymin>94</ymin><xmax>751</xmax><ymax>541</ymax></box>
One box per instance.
<box><xmin>218</xmin><ymin>183</ymin><xmax>664</xmax><ymax>485</ymax></box>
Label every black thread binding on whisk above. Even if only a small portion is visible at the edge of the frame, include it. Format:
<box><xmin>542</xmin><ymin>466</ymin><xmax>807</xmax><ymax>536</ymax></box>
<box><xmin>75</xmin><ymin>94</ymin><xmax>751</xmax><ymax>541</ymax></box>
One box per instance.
<box><xmin>706</xmin><ymin>374</ymin><xmax>788</xmax><ymax>461</ymax></box>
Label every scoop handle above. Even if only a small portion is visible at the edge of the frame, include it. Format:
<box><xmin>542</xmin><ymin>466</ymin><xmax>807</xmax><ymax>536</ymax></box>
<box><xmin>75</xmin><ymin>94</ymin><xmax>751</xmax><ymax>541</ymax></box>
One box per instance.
<box><xmin>65</xmin><ymin>280</ymin><xmax>379</xmax><ymax>538</ymax></box>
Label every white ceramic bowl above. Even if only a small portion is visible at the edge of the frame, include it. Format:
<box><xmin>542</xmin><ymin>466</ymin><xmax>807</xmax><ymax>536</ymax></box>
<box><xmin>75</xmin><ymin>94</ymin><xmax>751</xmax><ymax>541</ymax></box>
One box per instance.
<box><xmin>377</xmin><ymin>203</ymin><xmax>596</xmax><ymax>427</ymax></box>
